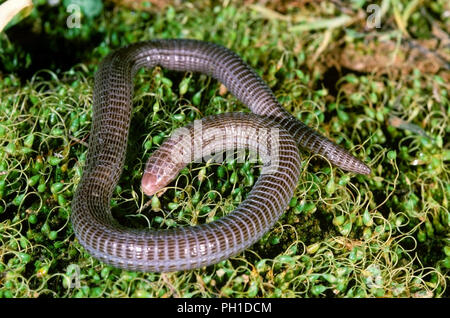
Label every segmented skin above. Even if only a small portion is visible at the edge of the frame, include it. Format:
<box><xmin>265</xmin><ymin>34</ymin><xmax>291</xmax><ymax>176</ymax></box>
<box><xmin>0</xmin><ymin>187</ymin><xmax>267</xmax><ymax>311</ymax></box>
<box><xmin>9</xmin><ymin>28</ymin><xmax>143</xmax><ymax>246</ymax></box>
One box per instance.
<box><xmin>71</xmin><ymin>39</ymin><xmax>370</xmax><ymax>272</ymax></box>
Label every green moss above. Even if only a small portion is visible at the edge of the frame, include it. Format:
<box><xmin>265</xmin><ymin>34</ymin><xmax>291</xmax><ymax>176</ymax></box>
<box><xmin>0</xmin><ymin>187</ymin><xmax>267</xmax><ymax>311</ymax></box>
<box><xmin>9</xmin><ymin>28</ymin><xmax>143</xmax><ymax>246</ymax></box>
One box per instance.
<box><xmin>0</xmin><ymin>0</ymin><xmax>448</xmax><ymax>298</ymax></box>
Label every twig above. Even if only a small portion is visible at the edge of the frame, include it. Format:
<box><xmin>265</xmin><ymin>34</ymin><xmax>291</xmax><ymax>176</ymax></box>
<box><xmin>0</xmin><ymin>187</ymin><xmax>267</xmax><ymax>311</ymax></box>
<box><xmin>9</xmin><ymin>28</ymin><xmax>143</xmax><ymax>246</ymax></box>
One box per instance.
<box><xmin>290</xmin><ymin>14</ymin><xmax>354</xmax><ymax>32</ymax></box>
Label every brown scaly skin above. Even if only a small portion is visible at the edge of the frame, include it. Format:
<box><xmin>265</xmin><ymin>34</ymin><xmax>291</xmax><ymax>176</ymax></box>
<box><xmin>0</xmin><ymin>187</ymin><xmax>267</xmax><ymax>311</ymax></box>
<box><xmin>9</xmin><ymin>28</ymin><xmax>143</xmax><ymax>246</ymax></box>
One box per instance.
<box><xmin>71</xmin><ymin>39</ymin><xmax>370</xmax><ymax>272</ymax></box>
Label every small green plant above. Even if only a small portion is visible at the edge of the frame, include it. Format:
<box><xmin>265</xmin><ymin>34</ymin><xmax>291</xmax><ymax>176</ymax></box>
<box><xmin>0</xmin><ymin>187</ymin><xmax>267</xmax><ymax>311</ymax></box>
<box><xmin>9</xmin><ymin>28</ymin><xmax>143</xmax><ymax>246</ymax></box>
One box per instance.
<box><xmin>0</xmin><ymin>0</ymin><xmax>448</xmax><ymax>298</ymax></box>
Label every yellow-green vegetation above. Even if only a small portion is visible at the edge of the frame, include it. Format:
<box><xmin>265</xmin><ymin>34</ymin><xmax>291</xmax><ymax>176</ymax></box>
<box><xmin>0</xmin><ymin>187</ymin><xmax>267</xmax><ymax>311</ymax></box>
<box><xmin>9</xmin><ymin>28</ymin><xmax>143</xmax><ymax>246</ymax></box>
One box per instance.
<box><xmin>0</xmin><ymin>0</ymin><xmax>448</xmax><ymax>298</ymax></box>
